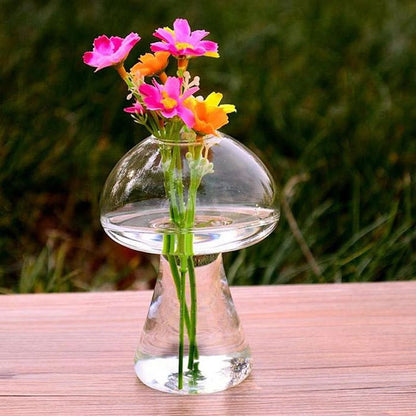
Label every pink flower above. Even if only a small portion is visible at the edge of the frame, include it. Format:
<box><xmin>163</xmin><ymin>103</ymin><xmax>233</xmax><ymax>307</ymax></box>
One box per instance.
<box><xmin>139</xmin><ymin>76</ymin><xmax>198</xmax><ymax>127</ymax></box>
<box><xmin>151</xmin><ymin>18</ymin><xmax>219</xmax><ymax>58</ymax></box>
<box><xmin>83</xmin><ymin>33</ymin><xmax>141</xmax><ymax>71</ymax></box>
<box><xmin>124</xmin><ymin>101</ymin><xmax>144</xmax><ymax>114</ymax></box>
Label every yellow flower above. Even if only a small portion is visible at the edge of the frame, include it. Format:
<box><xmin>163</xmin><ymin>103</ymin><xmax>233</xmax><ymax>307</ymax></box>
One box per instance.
<box><xmin>185</xmin><ymin>93</ymin><xmax>236</xmax><ymax>135</ymax></box>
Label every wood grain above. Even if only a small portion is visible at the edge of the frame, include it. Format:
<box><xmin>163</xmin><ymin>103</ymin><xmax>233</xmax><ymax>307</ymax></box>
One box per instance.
<box><xmin>1</xmin><ymin>282</ymin><xmax>416</xmax><ymax>415</ymax></box>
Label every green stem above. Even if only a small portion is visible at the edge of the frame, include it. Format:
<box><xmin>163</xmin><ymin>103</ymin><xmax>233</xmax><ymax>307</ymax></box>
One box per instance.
<box><xmin>173</xmin><ymin>145</ymin><xmax>185</xmax><ymax>220</ymax></box>
<box><xmin>159</xmin><ymin>138</ymin><xmax>211</xmax><ymax>389</ymax></box>
<box><xmin>187</xmin><ymin>253</ymin><xmax>198</xmax><ymax>369</ymax></box>
<box><xmin>178</xmin><ymin>257</ymin><xmax>186</xmax><ymax>390</ymax></box>
<box><xmin>165</xmin><ymin>250</ymin><xmax>194</xmax><ymax>346</ymax></box>
<box><xmin>184</xmin><ymin>156</ymin><xmax>203</xmax><ymax>371</ymax></box>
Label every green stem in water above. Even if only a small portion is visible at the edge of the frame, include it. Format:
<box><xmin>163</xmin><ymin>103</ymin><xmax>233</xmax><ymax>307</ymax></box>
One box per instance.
<box><xmin>187</xmin><ymin>253</ymin><xmax>198</xmax><ymax>369</ymax></box>
<box><xmin>178</xmin><ymin>256</ymin><xmax>186</xmax><ymax>390</ymax></box>
<box><xmin>165</xmin><ymin>248</ymin><xmax>194</xmax><ymax>351</ymax></box>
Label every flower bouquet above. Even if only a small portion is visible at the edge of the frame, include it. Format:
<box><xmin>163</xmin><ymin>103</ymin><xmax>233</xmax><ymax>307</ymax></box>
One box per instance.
<box><xmin>83</xmin><ymin>18</ymin><xmax>279</xmax><ymax>394</ymax></box>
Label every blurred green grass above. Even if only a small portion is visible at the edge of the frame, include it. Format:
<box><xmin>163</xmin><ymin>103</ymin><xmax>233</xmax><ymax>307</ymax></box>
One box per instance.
<box><xmin>1</xmin><ymin>0</ymin><xmax>415</xmax><ymax>293</ymax></box>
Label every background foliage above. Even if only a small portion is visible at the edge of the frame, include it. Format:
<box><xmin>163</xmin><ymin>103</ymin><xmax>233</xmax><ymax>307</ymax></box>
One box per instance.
<box><xmin>1</xmin><ymin>0</ymin><xmax>415</xmax><ymax>293</ymax></box>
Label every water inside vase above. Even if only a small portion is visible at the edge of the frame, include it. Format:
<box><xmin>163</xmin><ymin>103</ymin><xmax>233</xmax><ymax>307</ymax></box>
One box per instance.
<box><xmin>134</xmin><ymin>350</ymin><xmax>252</xmax><ymax>394</ymax></box>
<box><xmin>101</xmin><ymin>203</ymin><xmax>279</xmax><ymax>255</ymax></box>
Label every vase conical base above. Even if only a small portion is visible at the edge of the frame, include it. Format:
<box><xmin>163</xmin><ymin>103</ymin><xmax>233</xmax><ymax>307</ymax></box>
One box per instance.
<box><xmin>134</xmin><ymin>253</ymin><xmax>252</xmax><ymax>394</ymax></box>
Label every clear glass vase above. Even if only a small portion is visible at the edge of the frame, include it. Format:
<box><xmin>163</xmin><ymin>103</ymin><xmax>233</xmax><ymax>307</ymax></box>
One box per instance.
<box><xmin>100</xmin><ymin>132</ymin><xmax>279</xmax><ymax>394</ymax></box>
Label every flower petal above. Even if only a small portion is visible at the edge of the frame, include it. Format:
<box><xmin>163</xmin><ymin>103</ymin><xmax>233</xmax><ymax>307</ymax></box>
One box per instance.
<box><xmin>93</xmin><ymin>35</ymin><xmax>113</xmax><ymax>54</ymax></box>
<box><xmin>177</xmin><ymin>106</ymin><xmax>195</xmax><ymax>128</ymax></box>
<box><xmin>164</xmin><ymin>77</ymin><xmax>181</xmax><ymax>99</ymax></box>
<box><xmin>173</xmin><ymin>18</ymin><xmax>191</xmax><ymax>39</ymax></box>
<box><xmin>205</xmin><ymin>92</ymin><xmax>223</xmax><ymax>106</ymax></box>
<box><xmin>199</xmin><ymin>40</ymin><xmax>218</xmax><ymax>54</ymax></box>
<box><xmin>182</xmin><ymin>86</ymin><xmax>200</xmax><ymax>100</ymax></box>
<box><xmin>189</xmin><ymin>29</ymin><xmax>210</xmax><ymax>43</ymax></box>
<box><xmin>150</xmin><ymin>41</ymin><xmax>171</xmax><ymax>53</ymax></box>
<box><xmin>153</xmin><ymin>27</ymin><xmax>175</xmax><ymax>44</ymax></box>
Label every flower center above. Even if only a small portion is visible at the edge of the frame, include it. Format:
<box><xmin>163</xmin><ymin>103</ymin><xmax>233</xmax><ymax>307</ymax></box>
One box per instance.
<box><xmin>175</xmin><ymin>42</ymin><xmax>193</xmax><ymax>51</ymax></box>
<box><xmin>161</xmin><ymin>91</ymin><xmax>178</xmax><ymax>109</ymax></box>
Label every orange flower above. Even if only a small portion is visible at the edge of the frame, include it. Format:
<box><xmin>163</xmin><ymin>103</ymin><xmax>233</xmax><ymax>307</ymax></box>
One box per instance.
<box><xmin>185</xmin><ymin>93</ymin><xmax>236</xmax><ymax>135</ymax></box>
<box><xmin>130</xmin><ymin>51</ymin><xmax>170</xmax><ymax>81</ymax></box>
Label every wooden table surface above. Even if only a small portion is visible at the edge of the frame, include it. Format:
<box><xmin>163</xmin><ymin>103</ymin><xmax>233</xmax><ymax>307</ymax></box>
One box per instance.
<box><xmin>1</xmin><ymin>281</ymin><xmax>416</xmax><ymax>415</ymax></box>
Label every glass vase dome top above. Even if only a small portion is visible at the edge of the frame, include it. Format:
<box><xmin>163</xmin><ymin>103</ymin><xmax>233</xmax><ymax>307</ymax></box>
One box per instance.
<box><xmin>100</xmin><ymin>133</ymin><xmax>279</xmax><ymax>255</ymax></box>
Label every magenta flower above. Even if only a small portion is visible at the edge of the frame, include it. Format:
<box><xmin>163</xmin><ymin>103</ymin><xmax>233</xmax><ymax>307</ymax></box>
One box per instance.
<box><xmin>151</xmin><ymin>18</ymin><xmax>219</xmax><ymax>58</ymax></box>
<box><xmin>124</xmin><ymin>101</ymin><xmax>144</xmax><ymax>114</ymax></box>
<box><xmin>83</xmin><ymin>33</ymin><xmax>141</xmax><ymax>71</ymax></box>
<box><xmin>139</xmin><ymin>76</ymin><xmax>199</xmax><ymax>127</ymax></box>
